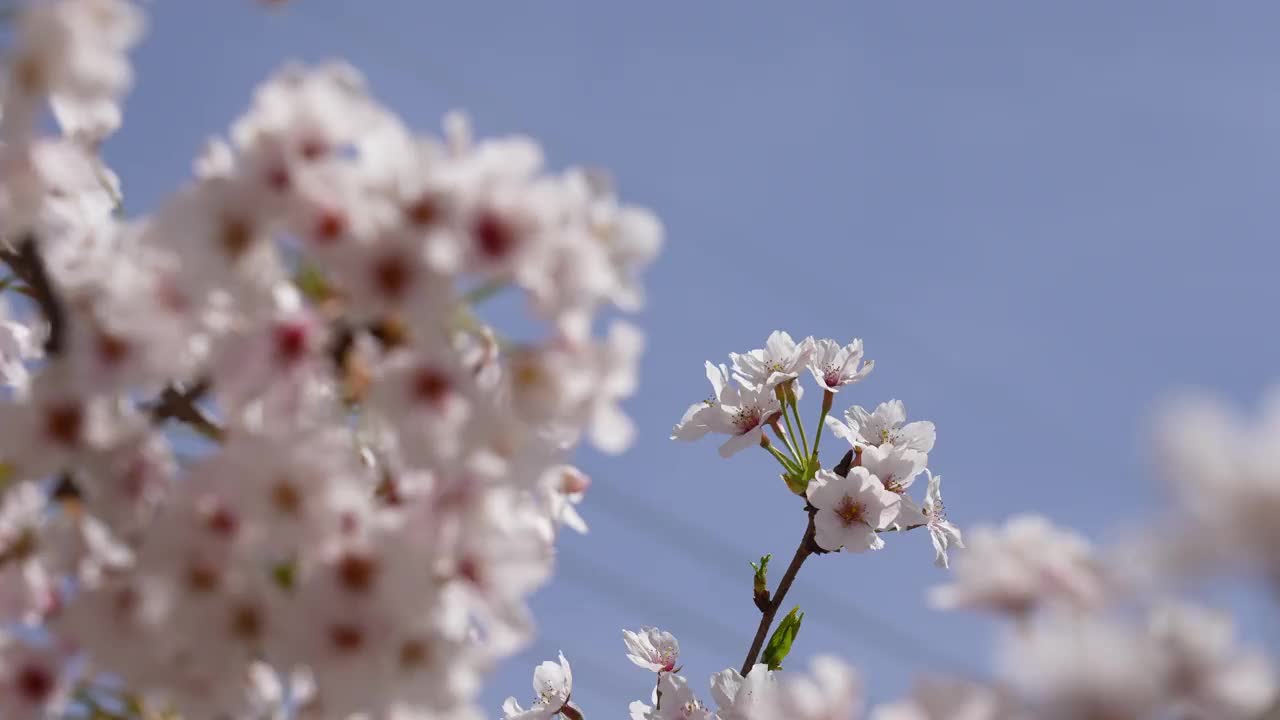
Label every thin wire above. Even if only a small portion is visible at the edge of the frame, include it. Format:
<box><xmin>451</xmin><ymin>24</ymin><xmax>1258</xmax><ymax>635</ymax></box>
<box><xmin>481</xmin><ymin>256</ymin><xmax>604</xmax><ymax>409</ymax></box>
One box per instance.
<box><xmin>557</xmin><ymin>543</ymin><xmax>743</xmax><ymax>654</ymax></box>
<box><xmin>588</xmin><ymin>481</ymin><xmax>980</xmax><ymax>678</ymax></box>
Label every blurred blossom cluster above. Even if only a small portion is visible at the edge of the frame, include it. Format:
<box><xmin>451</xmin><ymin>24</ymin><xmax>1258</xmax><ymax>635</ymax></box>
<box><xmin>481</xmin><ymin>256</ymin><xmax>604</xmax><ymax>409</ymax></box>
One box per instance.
<box><xmin>1</xmin><ymin>2</ymin><xmax>1277</xmax><ymax>719</ymax></box>
<box><xmin>0</xmin><ymin>0</ymin><xmax>659</xmax><ymax>717</ymax></box>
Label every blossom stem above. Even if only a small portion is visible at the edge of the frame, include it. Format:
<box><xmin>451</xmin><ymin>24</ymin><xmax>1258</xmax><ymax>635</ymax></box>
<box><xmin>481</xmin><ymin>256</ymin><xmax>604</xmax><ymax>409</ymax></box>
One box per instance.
<box><xmin>769</xmin><ymin>420</ymin><xmax>801</xmax><ymax>464</ymax></box>
<box><xmin>811</xmin><ymin>389</ymin><xmax>834</xmax><ymax>460</ymax></box>
<box><xmin>761</xmin><ymin>436</ymin><xmax>800</xmax><ymax>474</ymax></box>
<box><xmin>779</xmin><ymin>401</ymin><xmax>803</xmax><ymax>464</ymax></box>
<box><xmin>788</xmin><ymin>391</ymin><xmax>809</xmax><ymax>463</ymax></box>
<box><xmin>740</xmin><ymin>509</ymin><xmax>816</xmax><ymax>675</ymax></box>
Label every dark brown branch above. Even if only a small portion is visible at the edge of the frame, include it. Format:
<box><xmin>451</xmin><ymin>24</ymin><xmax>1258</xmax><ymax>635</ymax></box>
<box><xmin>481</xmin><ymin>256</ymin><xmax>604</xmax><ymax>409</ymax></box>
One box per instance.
<box><xmin>147</xmin><ymin>379</ymin><xmax>225</xmax><ymax>443</ymax></box>
<box><xmin>1</xmin><ymin>234</ymin><xmax>66</xmax><ymax>356</ymax></box>
<box><xmin>740</xmin><ymin>509</ymin><xmax>818</xmax><ymax>675</ymax></box>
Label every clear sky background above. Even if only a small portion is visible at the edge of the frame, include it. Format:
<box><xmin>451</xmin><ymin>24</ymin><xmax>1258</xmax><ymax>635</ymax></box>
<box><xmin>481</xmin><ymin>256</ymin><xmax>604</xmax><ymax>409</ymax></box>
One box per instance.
<box><xmin>106</xmin><ymin>1</ymin><xmax>1280</xmax><ymax>714</ymax></box>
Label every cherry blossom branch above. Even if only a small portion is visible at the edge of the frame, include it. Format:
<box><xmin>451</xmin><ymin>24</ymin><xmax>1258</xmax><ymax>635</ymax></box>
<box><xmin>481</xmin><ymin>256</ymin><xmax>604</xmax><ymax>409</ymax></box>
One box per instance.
<box><xmin>1</xmin><ymin>234</ymin><xmax>66</xmax><ymax>356</ymax></box>
<box><xmin>740</xmin><ymin>508</ymin><xmax>818</xmax><ymax>675</ymax></box>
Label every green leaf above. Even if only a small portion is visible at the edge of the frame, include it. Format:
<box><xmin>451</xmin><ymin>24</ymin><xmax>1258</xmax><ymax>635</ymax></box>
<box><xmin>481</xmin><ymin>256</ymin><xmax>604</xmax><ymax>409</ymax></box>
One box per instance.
<box><xmin>762</xmin><ymin>606</ymin><xmax>804</xmax><ymax>671</ymax></box>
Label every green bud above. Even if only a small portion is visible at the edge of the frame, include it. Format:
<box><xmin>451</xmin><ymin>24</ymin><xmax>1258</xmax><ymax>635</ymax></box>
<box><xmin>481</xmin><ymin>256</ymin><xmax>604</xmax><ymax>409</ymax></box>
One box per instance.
<box><xmin>751</xmin><ymin>554</ymin><xmax>772</xmax><ymax>605</ymax></box>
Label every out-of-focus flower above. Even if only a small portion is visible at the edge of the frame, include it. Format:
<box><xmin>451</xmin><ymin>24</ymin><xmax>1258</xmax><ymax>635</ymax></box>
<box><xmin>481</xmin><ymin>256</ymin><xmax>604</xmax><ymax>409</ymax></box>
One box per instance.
<box><xmin>929</xmin><ymin>514</ymin><xmax>1107</xmax><ymax>618</ymax></box>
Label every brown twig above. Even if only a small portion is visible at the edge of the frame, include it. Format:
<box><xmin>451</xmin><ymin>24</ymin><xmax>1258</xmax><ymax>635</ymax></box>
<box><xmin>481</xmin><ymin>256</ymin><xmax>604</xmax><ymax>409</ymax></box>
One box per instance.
<box><xmin>740</xmin><ymin>509</ymin><xmax>818</xmax><ymax>675</ymax></box>
<box><xmin>740</xmin><ymin>449</ymin><xmax>855</xmax><ymax>675</ymax></box>
<box><xmin>1</xmin><ymin>234</ymin><xmax>66</xmax><ymax>356</ymax></box>
<box><xmin>148</xmin><ymin>378</ymin><xmax>225</xmax><ymax>443</ymax></box>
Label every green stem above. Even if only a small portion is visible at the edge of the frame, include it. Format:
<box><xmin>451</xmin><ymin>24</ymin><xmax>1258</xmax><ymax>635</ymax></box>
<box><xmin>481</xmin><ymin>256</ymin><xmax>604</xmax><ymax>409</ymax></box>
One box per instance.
<box><xmin>770</xmin><ymin>421</ymin><xmax>801</xmax><ymax>463</ymax></box>
<box><xmin>763</xmin><ymin>440</ymin><xmax>800</xmax><ymax>474</ymax></box>
<box><xmin>780</xmin><ymin>402</ymin><xmax>803</xmax><ymax>462</ymax></box>
<box><xmin>789</xmin><ymin>393</ymin><xmax>809</xmax><ymax>460</ymax></box>
<box><xmin>811</xmin><ymin>390</ymin><xmax>834</xmax><ymax>460</ymax></box>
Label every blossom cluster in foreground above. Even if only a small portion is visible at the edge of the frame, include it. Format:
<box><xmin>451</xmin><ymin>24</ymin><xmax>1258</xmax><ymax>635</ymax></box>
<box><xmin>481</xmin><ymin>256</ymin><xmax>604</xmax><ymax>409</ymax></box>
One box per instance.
<box><xmin>0</xmin><ymin>0</ymin><xmax>660</xmax><ymax>717</ymax></box>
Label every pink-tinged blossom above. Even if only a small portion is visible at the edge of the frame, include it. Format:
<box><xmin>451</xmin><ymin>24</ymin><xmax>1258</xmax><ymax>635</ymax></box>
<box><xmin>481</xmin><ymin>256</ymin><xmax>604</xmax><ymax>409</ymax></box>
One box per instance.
<box><xmin>503</xmin><ymin>652</ymin><xmax>575</xmax><ymax>720</ymax></box>
<box><xmin>1001</xmin><ymin>612</ymin><xmax>1165</xmax><ymax>720</ymax></box>
<box><xmin>1149</xmin><ymin>602</ymin><xmax>1277</xmax><ymax>719</ymax></box>
<box><xmin>671</xmin><ymin>362</ymin><xmax>781</xmax><ymax>458</ymax></box>
<box><xmin>1154</xmin><ymin>388</ymin><xmax>1280</xmax><ymax>582</ymax></box>
<box><xmin>859</xmin><ymin>443</ymin><xmax>927</xmax><ymax>496</ymax></box>
<box><xmin>871</xmin><ymin>676</ymin><xmax>1017</xmax><ymax>720</ymax></box>
<box><xmin>0</xmin><ymin>637</ymin><xmax>74</xmax><ymax>720</ymax></box>
<box><xmin>730</xmin><ymin>330</ymin><xmax>813</xmax><ymax>392</ymax></box>
<box><xmin>919</xmin><ymin>471</ymin><xmax>964</xmax><ymax>569</ymax></box>
<box><xmin>929</xmin><ymin>515</ymin><xmax>1107</xmax><ymax>618</ymax></box>
<box><xmin>806</xmin><ymin>337</ymin><xmax>873</xmax><ymax>393</ymax></box>
<box><xmin>711</xmin><ymin>664</ymin><xmax>776</xmax><ymax>720</ymax></box>
<box><xmin>623</xmin><ymin>626</ymin><xmax>680</xmax><ymax>673</ymax></box>
<box><xmin>807</xmin><ymin>467</ymin><xmax>901</xmax><ymax>553</ymax></box>
<box><xmin>826</xmin><ymin>399</ymin><xmax>935</xmax><ymax>454</ymax></box>
<box><xmin>631</xmin><ymin>672</ymin><xmax>712</xmax><ymax>720</ymax></box>
<box><xmin>759</xmin><ymin>655</ymin><xmax>863</xmax><ymax>720</ymax></box>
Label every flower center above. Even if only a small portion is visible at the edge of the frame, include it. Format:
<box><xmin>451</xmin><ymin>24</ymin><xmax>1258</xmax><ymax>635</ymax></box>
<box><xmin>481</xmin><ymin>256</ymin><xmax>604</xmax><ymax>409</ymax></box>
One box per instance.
<box><xmin>834</xmin><ymin>495</ymin><xmax>864</xmax><ymax>526</ymax></box>
<box><xmin>732</xmin><ymin>406</ymin><xmax>762</xmax><ymax>433</ymax></box>
<box><xmin>659</xmin><ymin>645</ymin><xmax>678</xmax><ymax>672</ymax></box>
<box><xmin>823</xmin><ymin>365</ymin><xmax>841</xmax><ymax>386</ymax></box>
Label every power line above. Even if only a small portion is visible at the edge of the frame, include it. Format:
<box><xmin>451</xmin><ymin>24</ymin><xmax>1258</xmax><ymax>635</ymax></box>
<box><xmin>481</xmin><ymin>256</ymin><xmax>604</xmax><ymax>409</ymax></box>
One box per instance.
<box><xmin>588</xmin><ymin>480</ymin><xmax>980</xmax><ymax>678</ymax></box>
<box><xmin>557</xmin><ymin>542</ymin><xmax>744</xmax><ymax>655</ymax></box>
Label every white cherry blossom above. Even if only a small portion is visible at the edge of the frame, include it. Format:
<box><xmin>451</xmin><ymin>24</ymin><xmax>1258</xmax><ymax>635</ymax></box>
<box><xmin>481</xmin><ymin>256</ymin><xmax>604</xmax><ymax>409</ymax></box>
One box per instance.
<box><xmin>624</xmin><ymin>626</ymin><xmax>680</xmax><ymax>673</ymax></box>
<box><xmin>729</xmin><ymin>330</ymin><xmax>812</xmax><ymax>392</ymax></box>
<box><xmin>671</xmin><ymin>362</ymin><xmax>781</xmax><ymax>458</ymax></box>
<box><xmin>827</xmin><ymin>399</ymin><xmax>935</xmax><ymax>454</ymax></box>
<box><xmin>807</xmin><ymin>467</ymin><xmax>901</xmax><ymax>553</ymax></box>
<box><xmin>806</xmin><ymin>337</ymin><xmax>873</xmax><ymax>393</ymax></box>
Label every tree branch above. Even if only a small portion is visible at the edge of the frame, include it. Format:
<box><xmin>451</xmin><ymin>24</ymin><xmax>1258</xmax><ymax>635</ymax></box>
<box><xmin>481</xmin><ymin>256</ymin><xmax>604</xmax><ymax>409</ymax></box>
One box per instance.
<box><xmin>1</xmin><ymin>234</ymin><xmax>66</xmax><ymax>356</ymax></box>
<box><xmin>147</xmin><ymin>378</ymin><xmax>225</xmax><ymax>443</ymax></box>
<box><xmin>740</xmin><ymin>509</ymin><xmax>817</xmax><ymax>675</ymax></box>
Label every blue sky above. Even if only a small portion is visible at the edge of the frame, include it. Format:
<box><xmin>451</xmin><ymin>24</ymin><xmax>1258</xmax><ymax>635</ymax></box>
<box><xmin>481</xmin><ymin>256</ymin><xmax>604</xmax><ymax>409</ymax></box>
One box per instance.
<box><xmin>108</xmin><ymin>1</ymin><xmax>1280</xmax><ymax>713</ymax></box>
